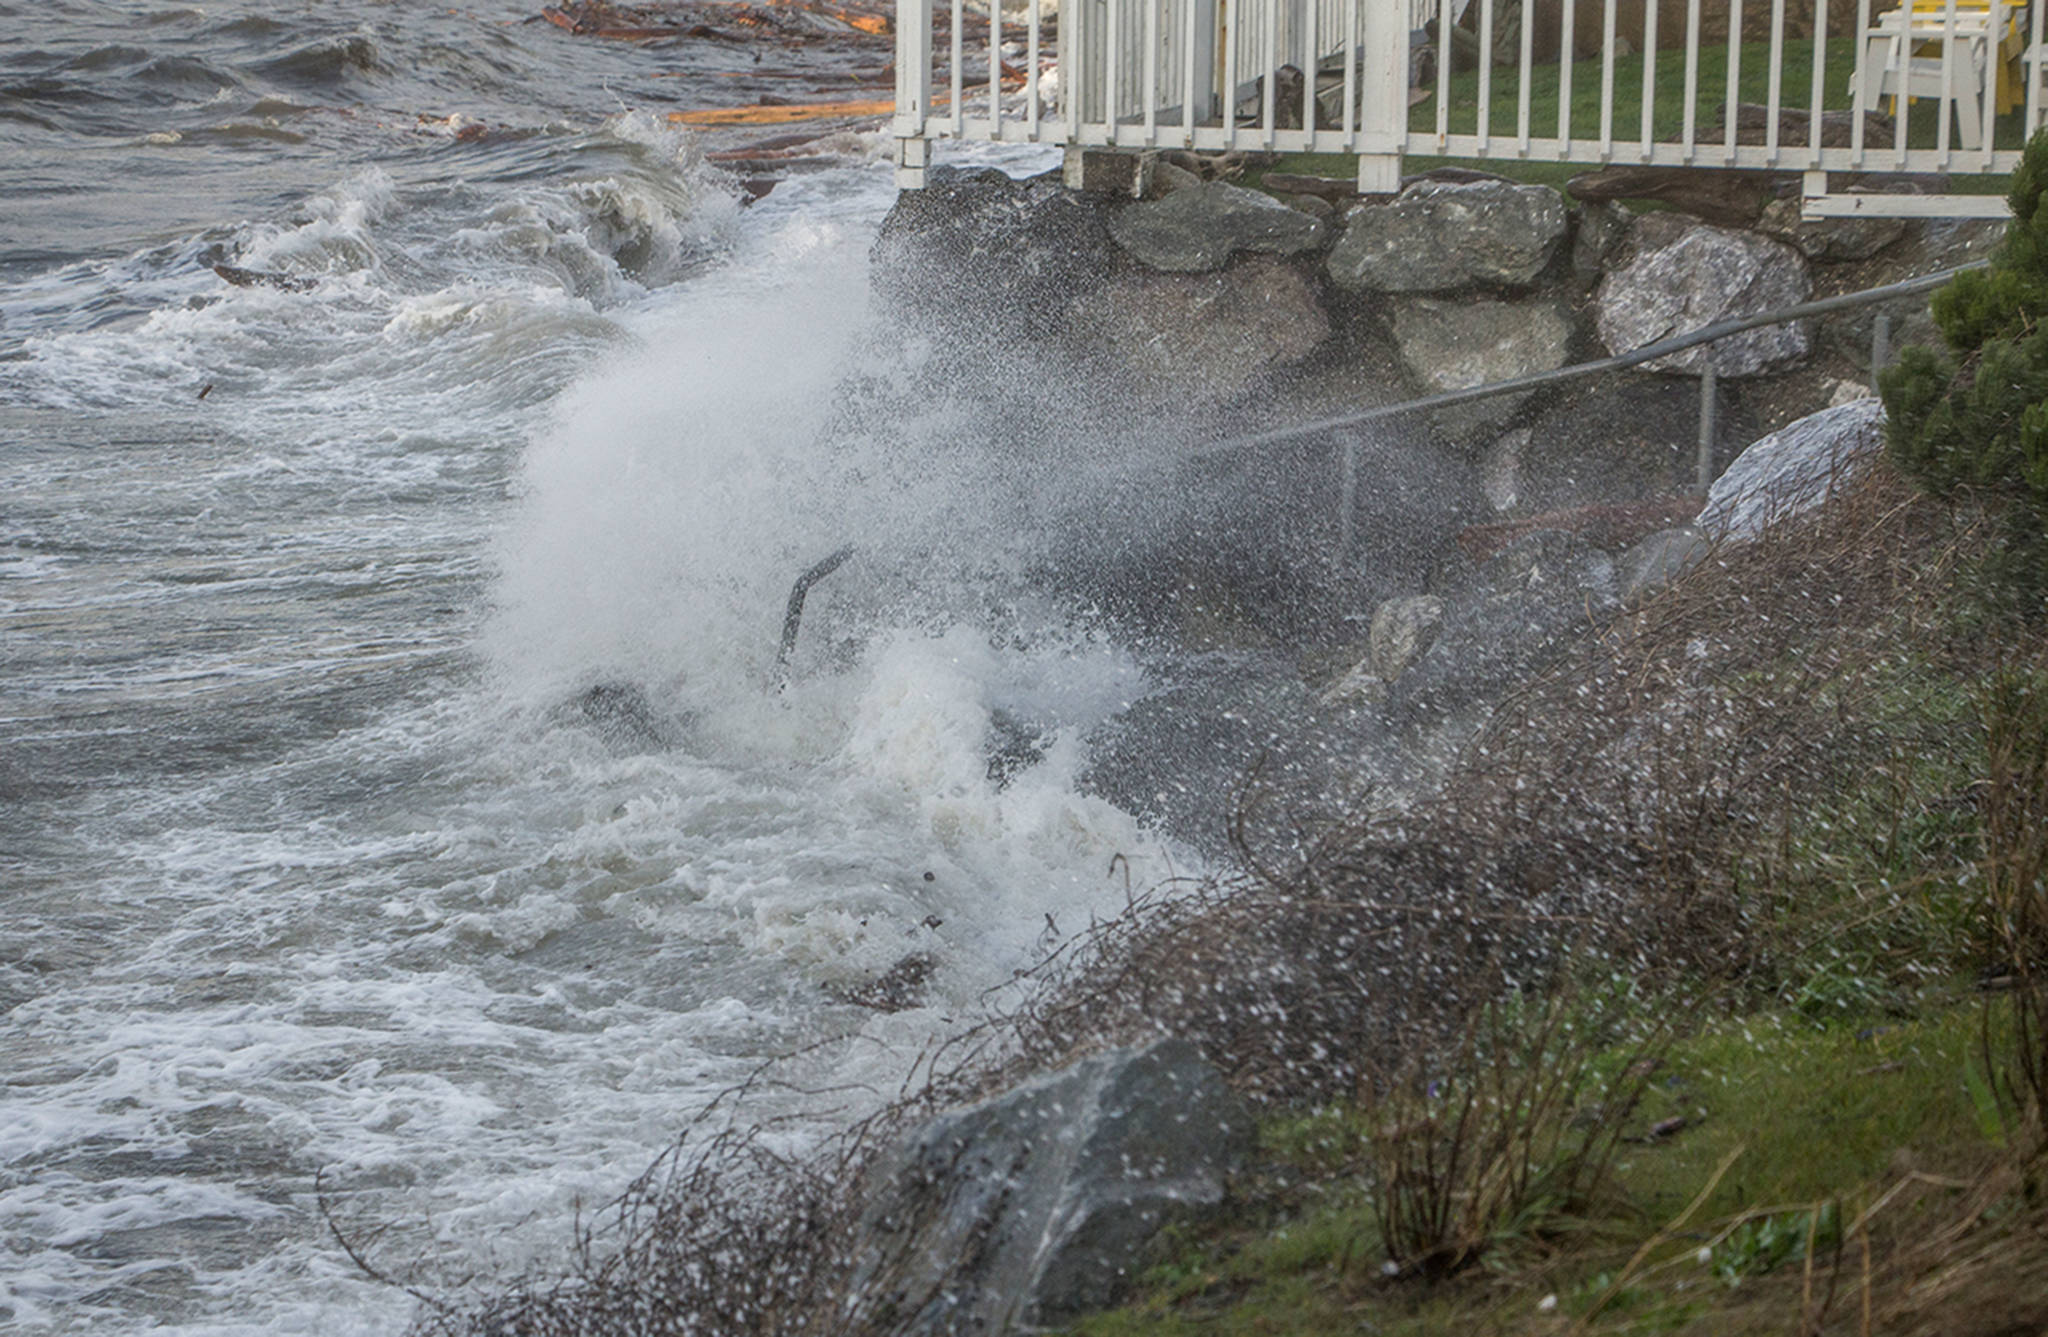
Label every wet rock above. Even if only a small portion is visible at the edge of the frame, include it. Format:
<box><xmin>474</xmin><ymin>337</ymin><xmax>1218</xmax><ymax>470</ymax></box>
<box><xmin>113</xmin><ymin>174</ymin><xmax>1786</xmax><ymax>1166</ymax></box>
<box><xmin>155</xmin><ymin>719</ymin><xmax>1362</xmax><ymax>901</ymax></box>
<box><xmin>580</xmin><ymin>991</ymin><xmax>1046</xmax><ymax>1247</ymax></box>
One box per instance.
<box><xmin>1080</xmin><ymin>651</ymin><xmax>1318</xmax><ymax>847</ymax></box>
<box><xmin>1697</xmin><ymin>396</ymin><xmax>1884</xmax><ymax>540</ymax></box>
<box><xmin>855</xmin><ymin>1038</ymin><xmax>1254</xmax><ymax>1334</ymax></box>
<box><xmin>823</xmin><ymin>952</ymin><xmax>937</xmax><ymax>1012</ymax></box>
<box><xmin>1571</xmin><ymin>199</ymin><xmax>1631</xmax><ymax>283</ymax></box>
<box><xmin>1397</xmin><ymin>528</ymin><xmax>1620</xmax><ymax>719</ymax></box>
<box><xmin>1323</xmin><ymin>593</ymin><xmax>1446</xmax><ymax>705</ymax></box>
<box><xmin>1475</xmin><ymin>430</ymin><xmax>1525</xmax><ymax>515</ymax></box>
<box><xmin>1503</xmin><ymin>378</ymin><xmax>1742</xmax><ymax>513</ymax></box>
<box><xmin>1594</xmin><ymin>213</ymin><xmax>1812</xmax><ymax>377</ymax></box>
<box><xmin>1756</xmin><ymin>196</ymin><xmax>1908</xmax><ymax>263</ymax></box>
<box><xmin>1326</xmin><ymin>179</ymin><xmax>1569</xmax><ymax>293</ymax></box>
<box><xmin>1107</xmin><ymin>180</ymin><xmax>1327</xmax><ymax>272</ymax></box>
<box><xmin>1067</xmin><ymin>258</ymin><xmax>1330</xmax><ymax>403</ymax></box>
<box><xmin>1389</xmin><ymin>294</ymin><xmax>1575</xmax><ymax>436</ymax></box>
<box><xmin>1369</xmin><ymin>593</ymin><xmax>1445</xmax><ymax>681</ymax></box>
<box><xmin>873</xmin><ymin>166</ymin><xmax>1115</xmax><ymax>340</ymax></box>
<box><xmin>1619</xmin><ymin>525</ymin><xmax>1708</xmax><ymax>598</ymax></box>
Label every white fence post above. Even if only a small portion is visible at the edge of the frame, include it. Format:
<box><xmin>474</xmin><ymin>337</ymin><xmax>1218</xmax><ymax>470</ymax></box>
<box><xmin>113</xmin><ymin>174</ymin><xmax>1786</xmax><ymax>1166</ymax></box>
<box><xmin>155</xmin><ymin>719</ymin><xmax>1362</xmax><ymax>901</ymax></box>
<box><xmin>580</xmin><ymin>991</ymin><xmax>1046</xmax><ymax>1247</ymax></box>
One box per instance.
<box><xmin>894</xmin><ymin>0</ymin><xmax>933</xmax><ymax>187</ymax></box>
<box><xmin>1355</xmin><ymin>0</ymin><xmax>1406</xmax><ymax>190</ymax></box>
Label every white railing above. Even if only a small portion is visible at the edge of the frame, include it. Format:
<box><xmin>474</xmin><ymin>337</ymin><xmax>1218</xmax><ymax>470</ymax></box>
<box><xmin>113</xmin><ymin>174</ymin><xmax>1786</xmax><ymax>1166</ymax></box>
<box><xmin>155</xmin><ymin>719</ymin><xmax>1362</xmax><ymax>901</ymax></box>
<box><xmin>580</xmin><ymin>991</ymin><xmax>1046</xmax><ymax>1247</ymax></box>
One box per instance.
<box><xmin>893</xmin><ymin>0</ymin><xmax>2047</xmax><ymax>213</ymax></box>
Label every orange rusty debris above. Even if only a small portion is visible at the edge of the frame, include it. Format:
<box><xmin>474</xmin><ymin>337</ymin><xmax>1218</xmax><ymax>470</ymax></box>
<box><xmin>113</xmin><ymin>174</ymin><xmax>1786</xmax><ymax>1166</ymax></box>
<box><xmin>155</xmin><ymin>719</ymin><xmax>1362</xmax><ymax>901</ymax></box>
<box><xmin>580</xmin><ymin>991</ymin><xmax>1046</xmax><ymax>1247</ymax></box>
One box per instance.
<box><xmin>667</xmin><ymin>69</ymin><xmax>1023</xmax><ymax>124</ymax></box>
<box><xmin>668</xmin><ymin>98</ymin><xmax>894</xmax><ymax>124</ymax></box>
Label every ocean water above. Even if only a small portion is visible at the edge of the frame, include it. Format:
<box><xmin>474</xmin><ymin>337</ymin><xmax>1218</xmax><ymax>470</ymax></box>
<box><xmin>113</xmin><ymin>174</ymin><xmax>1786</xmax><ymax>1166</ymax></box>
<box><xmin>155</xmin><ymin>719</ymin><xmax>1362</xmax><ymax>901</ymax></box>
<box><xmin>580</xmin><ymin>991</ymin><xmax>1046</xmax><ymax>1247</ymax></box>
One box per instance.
<box><xmin>0</xmin><ymin>5</ymin><xmax>1185</xmax><ymax>1331</ymax></box>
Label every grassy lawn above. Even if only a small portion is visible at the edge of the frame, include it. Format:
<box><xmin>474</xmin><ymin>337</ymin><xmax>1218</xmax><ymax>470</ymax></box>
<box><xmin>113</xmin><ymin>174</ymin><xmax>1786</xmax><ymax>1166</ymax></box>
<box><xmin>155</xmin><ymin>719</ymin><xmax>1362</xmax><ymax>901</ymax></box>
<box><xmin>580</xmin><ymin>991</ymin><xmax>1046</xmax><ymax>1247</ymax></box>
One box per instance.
<box><xmin>1069</xmin><ymin>1000</ymin><xmax>2022</xmax><ymax>1337</ymax></box>
<box><xmin>1258</xmin><ymin>35</ymin><xmax>2021</xmax><ymax>194</ymax></box>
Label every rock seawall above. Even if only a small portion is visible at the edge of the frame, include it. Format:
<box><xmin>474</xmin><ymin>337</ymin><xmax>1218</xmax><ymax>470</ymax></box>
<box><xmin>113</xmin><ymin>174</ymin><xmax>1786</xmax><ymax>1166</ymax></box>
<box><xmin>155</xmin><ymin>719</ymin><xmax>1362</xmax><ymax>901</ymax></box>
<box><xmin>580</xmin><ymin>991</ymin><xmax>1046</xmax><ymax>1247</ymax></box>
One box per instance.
<box><xmin>868</xmin><ymin>161</ymin><xmax>1997</xmax><ymax>850</ymax></box>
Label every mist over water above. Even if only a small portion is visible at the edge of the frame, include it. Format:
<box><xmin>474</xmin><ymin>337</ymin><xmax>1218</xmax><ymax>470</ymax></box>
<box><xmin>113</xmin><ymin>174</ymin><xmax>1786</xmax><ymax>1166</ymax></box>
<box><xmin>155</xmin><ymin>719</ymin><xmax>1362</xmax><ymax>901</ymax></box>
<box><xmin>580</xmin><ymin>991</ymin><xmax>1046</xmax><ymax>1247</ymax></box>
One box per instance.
<box><xmin>2</xmin><ymin>3</ymin><xmax>1189</xmax><ymax>1332</ymax></box>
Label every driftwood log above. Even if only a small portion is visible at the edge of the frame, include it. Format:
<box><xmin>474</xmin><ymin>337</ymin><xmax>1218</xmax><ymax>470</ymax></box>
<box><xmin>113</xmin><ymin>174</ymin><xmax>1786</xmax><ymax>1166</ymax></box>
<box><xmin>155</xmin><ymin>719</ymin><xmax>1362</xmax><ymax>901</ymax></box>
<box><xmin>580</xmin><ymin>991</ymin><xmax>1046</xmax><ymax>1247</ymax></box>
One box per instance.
<box><xmin>1567</xmin><ymin>102</ymin><xmax>1899</xmax><ymax>226</ymax></box>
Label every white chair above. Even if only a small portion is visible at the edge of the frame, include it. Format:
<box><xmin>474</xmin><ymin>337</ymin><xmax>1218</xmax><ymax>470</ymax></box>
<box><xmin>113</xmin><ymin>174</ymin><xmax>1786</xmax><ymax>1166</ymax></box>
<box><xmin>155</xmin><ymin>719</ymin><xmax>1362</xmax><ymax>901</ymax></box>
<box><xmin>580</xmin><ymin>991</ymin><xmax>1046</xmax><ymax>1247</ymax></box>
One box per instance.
<box><xmin>1853</xmin><ymin>0</ymin><xmax>2018</xmax><ymax>150</ymax></box>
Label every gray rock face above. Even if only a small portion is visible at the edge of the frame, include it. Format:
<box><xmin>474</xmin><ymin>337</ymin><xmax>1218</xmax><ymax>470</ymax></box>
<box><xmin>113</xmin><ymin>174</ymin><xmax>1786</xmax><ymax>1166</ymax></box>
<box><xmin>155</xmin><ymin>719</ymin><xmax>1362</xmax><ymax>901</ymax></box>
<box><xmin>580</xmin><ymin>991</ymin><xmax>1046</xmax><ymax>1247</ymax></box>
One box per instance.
<box><xmin>1397</xmin><ymin>528</ymin><xmax>1620</xmax><ymax>718</ymax></box>
<box><xmin>1594</xmin><ymin>213</ymin><xmax>1813</xmax><ymax>377</ymax></box>
<box><xmin>1326</xmin><ymin>180</ymin><xmax>1570</xmax><ymax>292</ymax></box>
<box><xmin>1109</xmin><ymin>181</ymin><xmax>1326</xmax><ymax>272</ymax></box>
<box><xmin>1619</xmin><ymin>525</ymin><xmax>1708</xmax><ymax>598</ymax></box>
<box><xmin>1370</xmin><ymin>593</ymin><xmax>1446</xmax><ymax>681</ymax></box>
<box><xmin>1698</xmin><ymin>397</ymin><xmax>1885</xmax><ymax>539</ymax></box>
<box><xmin>1390</xmin><ymin>295</ymin><xmax>1574</xmax><ymax>434</ymax></box>
<box><xmin>856</xmin><ymin>1039</ymin><xmax>1254</xmax><ymax>1334</ymax></box>
<box><xmin>1068</xmin><ymin>258</ymin><xmax>1330</xmax><ymax>403</ymax></box>
<box><xmin>1756</xmin><ymin>196</ymin><xmax>1908</xmax><ymax>263</ymax></box>
<box><xmin>873</xmin><ymin>166</ymin><xmax>1115</xmax><ymax>340</ymax></box>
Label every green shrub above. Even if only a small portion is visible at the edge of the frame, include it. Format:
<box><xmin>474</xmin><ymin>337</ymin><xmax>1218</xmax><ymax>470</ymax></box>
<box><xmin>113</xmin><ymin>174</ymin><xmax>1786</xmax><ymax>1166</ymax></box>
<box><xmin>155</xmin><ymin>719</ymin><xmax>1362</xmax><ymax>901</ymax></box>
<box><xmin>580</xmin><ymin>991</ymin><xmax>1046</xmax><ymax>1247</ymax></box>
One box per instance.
<box><xmin>1881</xmin><ymin>132</ymin><xmax>2048</xmax><ymax>603</ymax></box>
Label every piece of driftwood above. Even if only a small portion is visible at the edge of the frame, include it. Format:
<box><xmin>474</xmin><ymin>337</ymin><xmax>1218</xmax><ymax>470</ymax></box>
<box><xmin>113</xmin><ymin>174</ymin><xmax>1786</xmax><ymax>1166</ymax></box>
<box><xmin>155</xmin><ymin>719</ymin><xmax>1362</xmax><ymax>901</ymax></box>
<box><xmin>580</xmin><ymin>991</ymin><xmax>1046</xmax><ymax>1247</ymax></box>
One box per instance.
<box><xmin>1566</xmin><ymin>164</ymin><xmax>1786</xmax><ymax>226</ymax></box>
<box><xmin>1724</xmin><ymin>102</ymin><xmax>1896</xmax><ymax>148</ymax></box>
<box><xmin>1566</xmin><ymin>103</ymin><xmax>1896</xmax><ymax>225</ymax></box>
<box><xmin>1262</xmin><ymin>172</ymin><xmax>1358</xmax><ymax>201</ymax></box>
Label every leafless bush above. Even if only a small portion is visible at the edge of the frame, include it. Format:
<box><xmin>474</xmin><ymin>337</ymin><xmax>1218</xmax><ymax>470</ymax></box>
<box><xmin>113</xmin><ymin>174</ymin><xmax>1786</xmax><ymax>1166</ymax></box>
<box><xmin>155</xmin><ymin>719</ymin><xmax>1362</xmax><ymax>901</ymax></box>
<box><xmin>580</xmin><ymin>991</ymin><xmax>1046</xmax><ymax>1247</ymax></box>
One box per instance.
<box><xmin>1978</xmin><ymin>664</ymin><xmax>2048</xmax><ymax>1157</ymax></box>
<box><xmin>376</xmin><ymin>1054</ymin><xmax>994</xmax><ymax>1337</ymax></box>
<box><xmin>1357</xmin><ymin>976</ymin><xmax>1669</xmax><ymax>1278</ymax></box>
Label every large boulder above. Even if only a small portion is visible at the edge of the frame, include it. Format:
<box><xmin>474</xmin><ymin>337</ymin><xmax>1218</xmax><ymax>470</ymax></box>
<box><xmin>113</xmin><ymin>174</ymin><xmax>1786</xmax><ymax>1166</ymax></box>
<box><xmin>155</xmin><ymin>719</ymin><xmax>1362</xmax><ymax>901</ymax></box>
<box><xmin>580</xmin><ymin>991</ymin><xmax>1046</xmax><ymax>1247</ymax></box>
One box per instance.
<box><xmin>1067</xmin><ymin>257</ymin><xmax>1331</xmax><ymax>404</ymax></box>
<box><xmin>855</xmin><ymin>1039</ymin><xmax>1254</xmax><ymax>1334</ymax></box>
<box><xmin>1326</xmin><ymin>179</ymin><xmax>1570</xmax><ymax>293</ymax></box>
<box><xmin>1698</xmin><ymin>396</ymin><xmax>1885</xmax><ymax>539</ymax></box>
<box><xmin>1396</xmin><ymin>528</ymin><xmax>1621</xmax><ymax>720</ymax></box>
<box><xmin>1389</xmin><ymin>295</ymin><xmax>1575</xmax><ymax>436</ymax></box>
<box><xmin>873</xmin><ymin>166</ymin><xmax>1115</xmax><ymax>340</ymax></box>
<box><xmin>1108</xmin><ymin>180</ymin><xmax>1327</xmax><ymax>272</ymax></box>
<box><xmin>1594</xmin><ymin>213</ymin><xmax>1812</xmax><ymax>377</ymax></box>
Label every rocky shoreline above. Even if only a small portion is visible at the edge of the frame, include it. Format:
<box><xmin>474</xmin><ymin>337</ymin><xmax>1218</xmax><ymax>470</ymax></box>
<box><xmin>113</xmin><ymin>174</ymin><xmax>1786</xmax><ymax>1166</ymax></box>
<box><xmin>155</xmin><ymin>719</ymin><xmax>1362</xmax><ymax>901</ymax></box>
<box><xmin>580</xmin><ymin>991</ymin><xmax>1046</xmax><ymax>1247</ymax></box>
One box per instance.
<box><xmin>865</xmin><ymin>159</ymin><xmax>1997</xmax><ymax>854</ymax></box>
<box><xmin>832</xmin><ymin>159</ymin><xmax>2008</xmax><ymax>1324</ymax></box>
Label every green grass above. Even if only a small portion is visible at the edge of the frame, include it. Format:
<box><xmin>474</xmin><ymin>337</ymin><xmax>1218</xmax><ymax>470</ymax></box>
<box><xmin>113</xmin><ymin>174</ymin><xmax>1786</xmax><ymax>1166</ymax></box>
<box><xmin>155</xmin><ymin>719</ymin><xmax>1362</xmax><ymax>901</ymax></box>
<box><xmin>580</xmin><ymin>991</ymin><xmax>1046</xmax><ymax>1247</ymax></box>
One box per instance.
<box><xmin>1067</xmin><ymin>1001</ymin><xmax>2010</xmax><ymax>1337</ymax></box>
<box><xmin>1066</xmin><ymin>651</ymin><xmax>2048</xmax><ymax>1336</ymax></box>
<box><xmin>1255</xmin><ymin>35</ymin><xmax>2020</xmax><ymax>195</ymax></box>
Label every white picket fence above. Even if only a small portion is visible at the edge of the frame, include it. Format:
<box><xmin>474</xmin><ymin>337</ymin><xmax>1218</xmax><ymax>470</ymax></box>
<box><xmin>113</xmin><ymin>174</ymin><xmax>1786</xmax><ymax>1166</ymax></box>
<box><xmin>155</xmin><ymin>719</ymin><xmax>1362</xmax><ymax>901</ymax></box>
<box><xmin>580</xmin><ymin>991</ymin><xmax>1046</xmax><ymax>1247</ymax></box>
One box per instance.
<box><xmin>893</xmin><ymin>0</ymin><xmax>2046</xmax><ymax>213</ymax></box>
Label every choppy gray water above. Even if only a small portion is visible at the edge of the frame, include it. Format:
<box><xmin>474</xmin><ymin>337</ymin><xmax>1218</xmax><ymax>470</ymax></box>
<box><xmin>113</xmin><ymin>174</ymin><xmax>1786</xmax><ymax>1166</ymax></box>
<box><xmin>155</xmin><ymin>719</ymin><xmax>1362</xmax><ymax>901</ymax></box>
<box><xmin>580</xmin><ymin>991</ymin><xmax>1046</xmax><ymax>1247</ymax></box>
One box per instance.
<box><xmin>0</xmin><ymin>5</ymin><xmax>1177</xmax><ymax>1331</ymax></box>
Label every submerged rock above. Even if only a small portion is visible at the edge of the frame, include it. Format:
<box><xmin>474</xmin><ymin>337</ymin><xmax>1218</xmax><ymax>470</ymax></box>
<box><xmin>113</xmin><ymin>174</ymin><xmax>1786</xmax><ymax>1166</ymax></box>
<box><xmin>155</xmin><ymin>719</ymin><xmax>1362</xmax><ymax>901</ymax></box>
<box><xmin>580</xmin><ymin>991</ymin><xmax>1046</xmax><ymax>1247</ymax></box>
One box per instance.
<box><xmin>855</xmin><ymin>1038</ymin><xmax>1253</xmax><ymax>1334</ymax></box>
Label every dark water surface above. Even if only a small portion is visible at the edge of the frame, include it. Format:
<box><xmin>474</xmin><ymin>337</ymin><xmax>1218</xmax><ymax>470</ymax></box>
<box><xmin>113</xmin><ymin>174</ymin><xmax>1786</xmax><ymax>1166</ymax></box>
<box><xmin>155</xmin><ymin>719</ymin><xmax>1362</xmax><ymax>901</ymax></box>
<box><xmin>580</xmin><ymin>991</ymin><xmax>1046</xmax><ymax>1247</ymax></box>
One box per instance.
<box><xmin>1</xmin><ymin>4</ymin><xmax>1141</xmax><ymax>1332</ymax></box>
